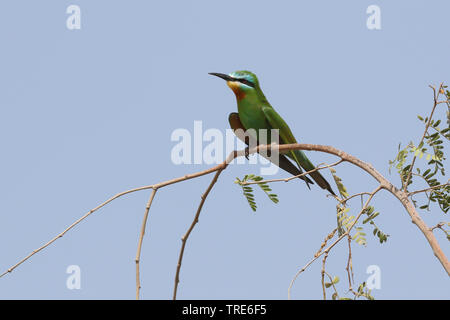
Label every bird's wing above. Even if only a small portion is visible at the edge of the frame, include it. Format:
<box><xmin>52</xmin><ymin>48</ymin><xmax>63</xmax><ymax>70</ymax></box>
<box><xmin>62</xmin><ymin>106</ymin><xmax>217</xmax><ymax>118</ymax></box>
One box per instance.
<box><xmin>261</xmin><ymin>106</ymin><xmax>335</xmax><ymax>195</ymax></box>
<box><xmin>228</xmin><ymin>112</ymin><xmax>313</xmax><ymax>186</ymax></box>
<box><xmin>260</xmin><ymin>105</ymin><xmax>309</xmax><ymax>166</ymax></box>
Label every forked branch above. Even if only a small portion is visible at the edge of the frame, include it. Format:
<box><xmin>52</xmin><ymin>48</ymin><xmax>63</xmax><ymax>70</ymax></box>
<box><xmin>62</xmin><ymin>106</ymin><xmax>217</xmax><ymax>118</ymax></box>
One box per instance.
<box><xmin>1</xmin><ymin>142</ymin><xmax>448</xmax><ymax>300</ymax></box>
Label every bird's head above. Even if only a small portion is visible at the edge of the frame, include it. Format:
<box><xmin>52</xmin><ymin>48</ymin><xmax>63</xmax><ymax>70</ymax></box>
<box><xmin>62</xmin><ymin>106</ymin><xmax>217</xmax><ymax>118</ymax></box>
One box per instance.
<box><xmin>209</xmin><ymin>70</ymin><xmax>260</xmax><ymax>100</ymax></box>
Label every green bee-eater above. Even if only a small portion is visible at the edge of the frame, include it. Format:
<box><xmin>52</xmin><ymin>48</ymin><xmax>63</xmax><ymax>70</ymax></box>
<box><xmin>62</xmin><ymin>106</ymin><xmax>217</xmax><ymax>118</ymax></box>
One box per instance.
<box><xmin>210</xmin><ymin>70</ymin><xmax>335</xmax><ymax>195</ymax></box>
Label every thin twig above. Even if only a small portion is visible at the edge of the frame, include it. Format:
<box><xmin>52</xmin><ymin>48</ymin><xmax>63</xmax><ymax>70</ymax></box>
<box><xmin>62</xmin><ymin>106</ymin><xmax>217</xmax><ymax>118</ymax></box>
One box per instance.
<box><xmin>314</xmin><ymin>229</ymin><xmax>337</xmax><ymax>258</ymax></box>
<box><xmin>403</xmin><ymin>83</ymin><xmax>443</xmax><ymax>191</ymax></box>
<box><xmin>321</xmin><ymin>252</ymin><xmax>329</xmax><ymax>300</ymax></box>
<box><xmin>345</xmin><ymin>234</ymin><xmax>354</xmax><ymax>291</ymax></box>
<box><xmin>0</xmin><ymin>185</ymin><xmax>152</xmax><ymax>279</ymax></box>
<box><xmin>239</xmin><ymin>160</ymin><xmax>344</xmax><ymax>186</ymax></box>
<box><xmin>0</xmin><ymin>160</ymin><xmax>229</xmax><ymax>279</ymax></box>
<box><xmin>429</xmin><ymin>222</ymin><xmax>449</xmax><ymax>240</ymax></box>
<box><xmin>430</xmin><ymin>222</ymin><xmax>446</xmax><ymax>232</ymax></box>
<box><xmin>408</xmin><ymin>182</ymin><xmax>449</xmax><ymax>196</ymax></box>
<box><xmin>339</xmin><ymin>192</ymin><xmax>372</xmax><ymax>206</ymax></box>
<box><xmin>288</xmin><ymin>186</ymin><xmax>382</xmax><ymax>299</ymax></box>
<box><xmin>172</xmin><ymin>169</ymin><xmax>224</xmax><ymax>300</ymax></box>
<box><xmin>324</xmin><ymin>271</ymin><xmax>339</xmax><ymax>299</ymax></box>
<box><xmin>135</xmin><ymin>188</ymin><xmax>158</xmax><ymax>300</ymax></box>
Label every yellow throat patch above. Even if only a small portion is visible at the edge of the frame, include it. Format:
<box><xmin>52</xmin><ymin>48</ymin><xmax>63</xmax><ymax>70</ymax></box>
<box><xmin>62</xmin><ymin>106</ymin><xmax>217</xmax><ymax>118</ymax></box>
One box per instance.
<box><xmin>227</xmin><ymin>81</ymin><xmax>246</xmax><ymax>100</ymax></box>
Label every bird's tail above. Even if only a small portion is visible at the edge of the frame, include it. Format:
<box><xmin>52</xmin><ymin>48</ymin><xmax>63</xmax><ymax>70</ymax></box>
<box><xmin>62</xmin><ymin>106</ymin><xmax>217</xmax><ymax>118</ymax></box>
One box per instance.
<box><xmin>290</xmin><ymin>150</ymin><xmax>336</xmax><ymax>196</ymax></box>
<box><xmin>308</xmin><ymin>170</ymin><xmax>336</xmax><ymax>196</ymax></box>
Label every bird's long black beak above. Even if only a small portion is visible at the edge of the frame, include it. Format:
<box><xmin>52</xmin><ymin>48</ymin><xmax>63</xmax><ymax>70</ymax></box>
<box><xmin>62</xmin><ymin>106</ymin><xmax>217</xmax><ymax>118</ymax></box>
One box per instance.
<box><xmin>208</xmin><ymin>72</ymin><xmax>235</xmax><ymax>81</ymax></box>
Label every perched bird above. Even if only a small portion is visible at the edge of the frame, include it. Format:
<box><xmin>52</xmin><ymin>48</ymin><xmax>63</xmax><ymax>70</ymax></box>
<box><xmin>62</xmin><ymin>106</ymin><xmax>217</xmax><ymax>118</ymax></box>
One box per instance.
<box><xmin>210</xmin><ymin>70</ymin><xmax>335</xmax><ymax>195</ymax></box>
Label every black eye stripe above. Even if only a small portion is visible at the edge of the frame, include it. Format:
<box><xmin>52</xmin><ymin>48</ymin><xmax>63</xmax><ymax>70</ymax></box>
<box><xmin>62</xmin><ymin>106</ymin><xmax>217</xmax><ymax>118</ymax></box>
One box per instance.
<box><xmin>237</xmin><ymin>78</ymin><xmax>255</xmax><ymax>88</ymax></box>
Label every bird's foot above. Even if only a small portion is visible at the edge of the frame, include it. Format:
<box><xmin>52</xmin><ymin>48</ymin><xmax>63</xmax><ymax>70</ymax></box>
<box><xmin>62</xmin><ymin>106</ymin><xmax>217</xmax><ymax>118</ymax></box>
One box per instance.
<box><xmin>245</xmin><ymin>147</ymin><xmax>250</xmax><ymax>160</ymax></box>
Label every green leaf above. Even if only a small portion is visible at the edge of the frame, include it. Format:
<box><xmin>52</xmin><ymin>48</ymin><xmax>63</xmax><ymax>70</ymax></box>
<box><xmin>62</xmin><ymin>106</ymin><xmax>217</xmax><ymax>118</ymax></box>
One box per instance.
<box><xmin>237</xmin><ymin>174</ymin><xmax>280</xmax><ymax>212</ymax></box>
<box><xmin>330</xmin><ymin>168</ymin><xmax>349</xmax><ymax>198</ymax></box>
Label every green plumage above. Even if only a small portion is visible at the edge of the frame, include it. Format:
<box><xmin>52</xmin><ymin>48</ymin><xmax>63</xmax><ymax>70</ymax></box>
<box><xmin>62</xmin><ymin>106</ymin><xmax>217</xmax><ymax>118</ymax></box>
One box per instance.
<box><xmin>210</xmin><ymin>70</ymin><xmax>335</xmax><ymax>195</ymax></box>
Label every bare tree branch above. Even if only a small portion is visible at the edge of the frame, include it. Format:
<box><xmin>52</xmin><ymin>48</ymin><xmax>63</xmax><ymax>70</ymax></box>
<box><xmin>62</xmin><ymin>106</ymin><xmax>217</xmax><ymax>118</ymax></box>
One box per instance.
<box><xmin>1</xmin><ymin>142</ymin><xmax>448</xmax><ymax>299</ymax></box>
<box><xmin>0</xmin><ymin>159</ymin><xmax>232</xmax><ymax>279</ymax></box>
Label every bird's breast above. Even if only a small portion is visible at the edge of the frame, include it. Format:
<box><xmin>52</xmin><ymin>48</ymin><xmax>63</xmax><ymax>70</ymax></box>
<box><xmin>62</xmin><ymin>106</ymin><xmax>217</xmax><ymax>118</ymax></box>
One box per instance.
<box><xmin>237</xmin><ymin>101</ymin><xmax>269</xmax><ymax>133</ymax></box>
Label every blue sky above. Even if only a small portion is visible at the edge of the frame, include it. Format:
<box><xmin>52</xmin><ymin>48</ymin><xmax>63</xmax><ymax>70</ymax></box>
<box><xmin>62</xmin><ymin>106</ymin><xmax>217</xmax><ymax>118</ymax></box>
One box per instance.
<box><xmin>0</xmin><ymin>1</ymin><xmax>449</xmax><ymax>299</ymax></box>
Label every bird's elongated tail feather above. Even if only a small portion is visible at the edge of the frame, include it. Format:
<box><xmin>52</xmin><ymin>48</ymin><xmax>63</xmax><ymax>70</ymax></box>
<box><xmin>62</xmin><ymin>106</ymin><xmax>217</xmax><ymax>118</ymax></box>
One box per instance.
<box><xmin>289</xmin><ymin>149</ymin><xmax>336</xmax><ymax>196</ymax></box>
<box><xmin>308</xmin><ymin>170</ymin><xmax>336</xmax><ymax>196</ymax></box>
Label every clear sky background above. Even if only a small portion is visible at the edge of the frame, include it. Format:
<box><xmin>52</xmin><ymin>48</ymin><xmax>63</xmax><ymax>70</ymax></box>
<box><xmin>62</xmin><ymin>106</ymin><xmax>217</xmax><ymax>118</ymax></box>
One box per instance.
<box><xmin>0</xmin><ymin>1</ymin><xmax>449</xmax><ymax>299</ymax></box>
